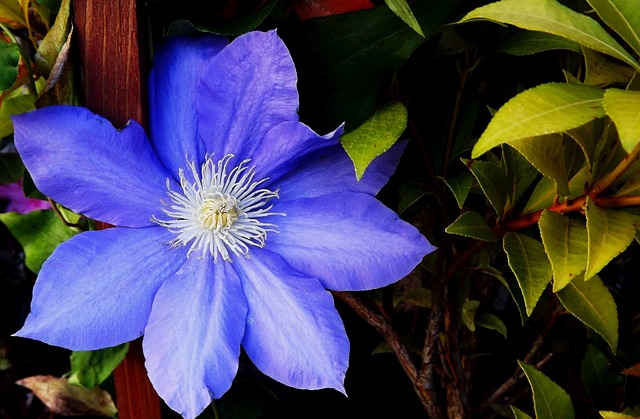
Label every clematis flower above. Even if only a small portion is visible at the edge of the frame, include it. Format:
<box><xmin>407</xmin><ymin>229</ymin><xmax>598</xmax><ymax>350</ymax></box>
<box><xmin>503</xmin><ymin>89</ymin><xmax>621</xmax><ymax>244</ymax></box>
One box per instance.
<box><xmin>12</xmin><ymin>31</ymin><xmax>434</xmax><ymax>418</ymax></box>
<box><xmin>0</xmin><ymin>179</ymin><xmax>50</xmax><ymax>214</ymax></box>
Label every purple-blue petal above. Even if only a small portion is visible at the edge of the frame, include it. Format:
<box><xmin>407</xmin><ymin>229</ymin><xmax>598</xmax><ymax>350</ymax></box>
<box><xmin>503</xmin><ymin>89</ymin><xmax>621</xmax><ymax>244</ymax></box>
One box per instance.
<box><xmin>269</xmin><ymin>191</ymin><xmax>434</xmax><ymax>291</ymax></box>
<box><xmin>197</xmin><ymin>31</ymin><xmax>299</xmax><ymax>161</ymax></box>
<box><xmin>12</xmin><ymin>106</ymin><xmax>169</xmax><ymax>227</ymax></box>
<box><xmin>234</xmin><ymin>248</ymin><xmax>348</xmax><ymax>392</ymax></box>
<box><xmin>148</xmin><ymin>34</ymin><xmax>227</xmax><ymax>177</ymax></box>
<box><xmin>14</xmin><ymin>226</ymin><xmax>185</xmax><ymax>350</ymax></box>
<box><xmin>272</xmin><ymin>141</ymin><xmax>407</xmax><ymax>201</ymax></box>
<box><xmin>144</xmin><ymin>256</ymin><xmax>247</xmax><ymax>419</ymax></box>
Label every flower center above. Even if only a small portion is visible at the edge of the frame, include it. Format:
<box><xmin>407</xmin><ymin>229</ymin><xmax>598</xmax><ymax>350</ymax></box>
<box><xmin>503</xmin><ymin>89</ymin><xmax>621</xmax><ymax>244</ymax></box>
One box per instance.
<box><xmin>152</xmin><ymin>154</ymin><xmax>283</xmax><ymax>262</ymax></box>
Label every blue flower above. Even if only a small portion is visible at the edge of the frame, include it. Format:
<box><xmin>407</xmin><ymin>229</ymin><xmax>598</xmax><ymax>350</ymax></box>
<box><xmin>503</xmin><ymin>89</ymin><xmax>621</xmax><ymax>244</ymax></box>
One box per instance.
<box><xmin>12</xmin><ymin>31</ymin><xmax>434</xmax><ymax>418</ymax></box>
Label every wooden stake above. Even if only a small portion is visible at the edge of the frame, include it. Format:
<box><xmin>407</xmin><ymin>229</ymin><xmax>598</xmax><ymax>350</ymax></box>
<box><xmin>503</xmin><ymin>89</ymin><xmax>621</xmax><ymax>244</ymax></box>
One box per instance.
<box><xmin>72</xmin><ymin>1</ymin><xmax>161</xmax><ymax>417</ymax></box>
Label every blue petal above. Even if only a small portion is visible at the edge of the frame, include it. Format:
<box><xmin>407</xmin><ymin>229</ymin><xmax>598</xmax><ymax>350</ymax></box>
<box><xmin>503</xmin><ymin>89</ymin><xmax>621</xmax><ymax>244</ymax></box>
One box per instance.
<box><xmin>148</xmin><ymin>35</ymin><xmax>227</xmax><ymax>177</ymax></box>
<box><xmin>197</xmin><ymin>31</ymin><xmax>299</xmax><ymax>161</ymax></box>
<box><xmin>234</xmin><ymin>248</ymin><xmax>348</xmax><ymax>392</ymax></box>
<box><xmin>14</xmin><ymin>227</ymin><xmax>185</xmax><ymax>350</ymax></box>
<box><xmin>269</xmin><ymin>192</ymin><xmax>435</xmax><ymax>290</ymax></box>
<box><xmin>272</xmin><ymin>141</ymin><xmax>407</xmax><ymax>201</ymax></box>
<box><xmin>144</xmin><ymin>257</ymin><xmax>247</xmax><ymax>419</ymax></box>
<box><xmin>12</xmin><ymin>106</ymin><xmax>170</xmax><ymax>227</ymax></box>
<box><xmin>251</xmin><ymin>121</ymin><xmax>343</xmax><ymax>179</ymax></box>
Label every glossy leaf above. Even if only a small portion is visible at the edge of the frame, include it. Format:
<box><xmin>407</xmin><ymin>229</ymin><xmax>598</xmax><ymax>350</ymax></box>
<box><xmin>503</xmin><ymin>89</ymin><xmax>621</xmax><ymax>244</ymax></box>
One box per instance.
<box><xmin>0</xmin><ymin>42</ymin><xmax>19</xmax><ymax>90</ymax></box>
<box><xmin>476</xmin><ymin>313</ymin><xmax>507</xmax><ymax>338</ymax></box>
<box><xmin>496</xmin><ymin>31</ymin><xmax>581</xmax><ymax>56</ymax></box>
<box><xmin>504</xmin><ymin>232</ymin><xmax>552</xmax><ymax>315</ymax></box>
<box><xmin>472</xmin><ymin>83</ymin><xmax>605</xmax><ymax>158</ymax></box>
<box><xmin>581</xmin><ymin>344</ymin><xmax>621</xmax><ymax>401</ymax></box>
<box><xmin>538</xmin><ymin>210</ymin><xmax>587</xmax><ymax>291</ymax></box>
<box><xmin>585</xmin><ymin>198</ymin><xmax>637</xmax><ymax>280</ymax></box>
<box><xmin>440</xmin><ymin>172</ymin><xmax>473</xmax><ymax>209</ymax></box>
<box><xmin>445</xmin><ymin>211</ymin><xmax>498</xmax><ymax>242</ymax></box>
<box><xmin>0</xmin><ymin>210</ymin><xmax>76</xmax><ymax>273</ymax></box>
<box><xmin>384</xmin><ymin>0</ymin><xmax>424</xmax><ymax>36</ymax></box>
<box><xmin>463</xmin><ymin>159</ymin><xmax>507</xmax><ymax>217</ymax></box>
<box><xmin>458</xmin><ymin>0</ymin><xmax>640</xmax><ymax>71</ymax></box>
<box><xmin>522</xmin><ymin>176</ymin><xmax>556</xmax><ymax>215</ymax></box>
<box><xmin>461</xmin><ymin>300</ymin><xmax>480</xmax><ymax>332</ymax></box>
<box><xmin>603</xmin><ymin>89</ymin><xmax>640</xmax><ymax>153</ymax></box>
<box><xmin>600</xmin><ymin>412</ymin><xmax>640</xmax><ymax>419</ymax></box>
<box><xmin>557</xmin><ymin>274</ymin><xmax>618</xmax><ymax>353</ymax></box>
<box><xmin>16</xmin><ymin>375</ymin><xmax>116</xmax><ymax>417</ymax></box>
<box><xmin>340</xmin><ymin>101</ymin><xmax>407</xmax><ymax>180</ymax></box>
<box><xmin>587</xmin><ymin>0</ymin><xmax>640</xmax><ymax>57</ymax></box>
<box><xmin>519</xmin><ymin>361</ymin><xmax>575</xmax><ymax>419</ymax></box>
<box><xmin>67</xmin><ymin>343</ymin><xmax>129</xmax><ymax>388</ymax></box>
<box><xmin>511</xmin><ymin>406</ymin><xmax>533</xmax><ymax>419</ymax></box>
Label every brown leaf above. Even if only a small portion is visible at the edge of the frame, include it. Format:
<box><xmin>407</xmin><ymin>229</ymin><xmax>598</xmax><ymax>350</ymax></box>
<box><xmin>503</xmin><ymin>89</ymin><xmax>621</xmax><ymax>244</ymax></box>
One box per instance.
<box><xmin>622</xmin><ymin>363</ymin><xmax>640</xmax><ymax>378</ymax></box>
<box><xmin>16</xmin><ymin>375</ymin><xmax>116</xmax><ymax>417</ymax></box>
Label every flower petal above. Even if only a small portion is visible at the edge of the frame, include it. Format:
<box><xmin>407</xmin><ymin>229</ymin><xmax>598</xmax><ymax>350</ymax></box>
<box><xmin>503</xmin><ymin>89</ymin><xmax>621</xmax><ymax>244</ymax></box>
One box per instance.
<box><xmin>144</xmin><ymin>257</ymin><xmax>247</xmax><ymax>419</ymax></box>
<box><xmin>12</xmin><ymin>106</ymin><xmax>169</xmax><ymax>227</ymax></box>
<box><xmin>235</xmin><ymin>248</ymin><xmax>348</xmax><ymax>392</ymax></box>
<box><xmin>268</xmin><ymin>192</ymin><xmax>434</xmax><ymax>290</ymax></box>
<box><xmin>148</xmin><ymin>34</ymin><xmax>227</xmax><ymax>176</ymax></box>
<box><xmin>272</xmin><ymin>141</ymin><xmax>407</xmax><ymax>201</ymax></box>
<box><xmin>197</xmin><ymin>31</ymin><xmax>299</xmax><ymax>160</ymax></box>
<box><xmin>14</xmin><ymin>226</ymin><xmax>185</xmax><ymax>350</ymax></box>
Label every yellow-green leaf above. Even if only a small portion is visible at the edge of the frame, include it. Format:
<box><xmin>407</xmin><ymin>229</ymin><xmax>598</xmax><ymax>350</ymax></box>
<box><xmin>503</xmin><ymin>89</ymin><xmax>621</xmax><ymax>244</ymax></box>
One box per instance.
<box><xmin>557</xmin><ymin>274</ymin><xmax>618</xmax><ymax>352</ymax></box>
<box><xmin>472</xmin><ymin>83</ymin><xmax>605</xmax><ymax>158</ymax></box>
<box><xmin>384</xmin><ymin>0</ymin><xmax>424</xmax><ymax>37</ymax></box>
<box><xmin>440</xmin><ymin>172</ymin><xmax>474</xmax><ymax>209</ymax></box>
<box><xmin>587</xmin><ymin>0</ymin><xmax>640</xmax><ymax>57</ymax></box>
<box><xmin>461</xmin><ymin>300</ymin><xmax>481</xmax><ymax>332</ymax></box>
<box><xmin>519</xmin><ymin>361</ymin><xmax>575</xmax><ymax>419</ymax></box>
<box><xmin>463</xmin><ymin>158</ymin><xmax>507</xmax><ymax>216</ymax></box>
<box><xmin>458</xmin><ymin>0</ymin><xmax>640</xmax><ymax>71</ymax></box>
<box><xmin>600</xmin><ymin>412</ymin><xmax>640</xmax><ymax>419</ymax></box>
<box><xmin>504</xmin><ymin>232</ymin><xmax>552</xmax><ymax>315</ymax></box>
<box><xmin>341</xmin><ymin>101</ymin><xmax>407</xmax><ymax>181</ymax></box>
<box><xmin>511</xmin><ymin>406</ymin><xmax>533</xmax><ymax>419</ymax></box>
<box><xmin>603</xmin><ymin>88</ymin><xmax>640</xmax><ymax>153</ymax></box>
<box><xmin>445</xmin><ymin>211</ymin><xmax>498</xmax><ymax>242</ymax></box>
<box><xmin>583</xmin><ymin>48</ymin><xmax>635</xmax><ymax>88</ymax></box>
<box><xmin>67</xmin><ymin>343</ymin><xmax>129</xmax><ymax>388</ymax></box>
<box><xmin>476</xmin><ymin>312</ymin><xmax>508</xmax><ymax>338</ymax></box>
<box><xmin>35</xmin><ymin>0</ymin><xmax>71</xmax><ymax>78</ymax></box>
<box><xmin>585</xmin><ymin>198</ymin><xmax>637</xmax><ymax>280</ymax></box>
<box><xmin>522</xmin><ymin>176</ymin><xmax>556</xmax><ymax>215</ymax></box>
<box><xmin>538</xmin><ymin>210</ymin><xmax>587</xmax><ymax>291</ymax></box>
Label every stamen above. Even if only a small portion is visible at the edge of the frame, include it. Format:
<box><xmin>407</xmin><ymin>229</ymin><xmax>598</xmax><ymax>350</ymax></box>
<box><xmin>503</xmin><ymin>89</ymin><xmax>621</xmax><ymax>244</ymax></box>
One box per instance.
<box><xmin>152</xmin><ymin>154</ymin><xmax>284</xmax><ymax>262</ymax></box>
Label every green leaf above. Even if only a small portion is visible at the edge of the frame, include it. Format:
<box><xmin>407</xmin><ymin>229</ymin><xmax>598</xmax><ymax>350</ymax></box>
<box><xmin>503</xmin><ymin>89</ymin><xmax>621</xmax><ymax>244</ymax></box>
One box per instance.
<box><xmin>0</xmin><ymin>210</ymin><xmax>76</xmax><ymax>273</ymax></box>
<box><xmin>587</xmin><ymin>0</ymin><xmax>640</xmax><ymax>57</ymax></box>
<box><xmin>461</xmin><ymin>300</ymin><xmax>480</xmax><ymax>331</ymax></box>
<box><xmin>36</xmin><ymin>24</ymin><xmax>79</xmax><ymax>107</ymax></box>
<box><xmin>445</xmin><ymin>211</ymin><xmax>498</xmax><ymax>242</ymax></box>
<box><xmin>600</xmin><ymin>411</ymin><xmax>640</xmax><ymax>418</ymax></box>
<box><xmin>341</xmin><ymin>101</ymin><xmax>407</xmax><ymax>180</ymax></box>
<box><xmin>603</xmin><ymin>89</ymin><xmax>640</xmax><ymax>153</ymax></box>
<box><xmin>0</xmin><ymin>153</ymin><xmax>23</xmax><ymax>183</ymax></box>
<box><xmin>501</xmin><ymin>145</ymin><xmax>539</xmax><ymax>206</ymax></box>
<box><xmin>504</xmin><ymin>232</ymin><xmax>552</xmax><ymax>315</ymax></box>
<box><xmin>583</xmin><ymin>48</ymin><xmax>635</xmax><ymax>88</ymax></box>
<box><xmin>510</xmin><ymin>133</ymin><xmax>577</xmax><ymax>196</ymax></box>
<box><xmin>290</xmin><ymin>0</ymin><xmax>462</xmax><ymax>131</ymax></box>
<box><xmin>585</xmin><ymin>198</ymin><xmax>637</xmax><ymax>280</ymax></box>
<box><xmin>0</xmin><ymin>42</ymin><xmax>19</xmax><ymax>90</ymax></box>
<box><xmin>538</xmin><ymin>211</ymin><xmax>587</xmax><ymax>291</ymax></box>
<box><xmin>581</xmin><ymin>344</ymin><xmax>621</xmax><ymax>401</ymax></box>
<box><xmin>0</xmin><ymin>1</ymin><xmax>26</xmax><ymax>26</ymax></box>
<box><xmin>496</xmin><ymin>31</ymin><xmax>582</xmax><ymax>56</ymax></box>
<box><xmin>397</xmin><ymin>183</ymin><xmax>428</xmax><ymax>214</ymax></box>
<box><xmin>440</xmin><ymin>172</ymin><xmax>474</xmax><ymax>209</ymax></box>
<box><xmin>522</xmin><ymin>175</ymin><xmax>556</xmax><ymax>215</ymax></box>
<box><xmin>0</xmin><ymin>93</ymin><xmax>36</xmax><ymax>138</ymax></box>
<box><xmin>393</xmin><ymin>288</ymin><xmax>432</xmax><ymax>309</ymax></box>
<box><xmin>463</xmin><ymin>158</ymin><xmax>507</xmax><ymax>217</ymax></box>
<box><xmin>476</xmin><ymin>312</ymin><xmax>508</xmax><ymax>338</ymax></box>
<box><xmin>166</xmin><ymin>0</ymin><xmax>278</xmax><ymax>36</ymax></box>
<box><xmin>511</xmin><ymin>406</ymin><xmax>533</xmax><ymax>419</ymax></box>
<box><xmin>458</xmin><ymin>0</ymin><xmax>640</xmax><ymax>71</ymax></box>
<box><xmin>67</xmin><ymin>343</ymin><xmax>129</xmax><ymax>388</ymax></box>
<box><xmin>35</xmin><ymin>0</ymin><xmax>71</xmax><ymax>78</ymax></box>
<box><xmin>384</xmin><ymin>0</ymin><xmax>424</xmax><ymax>36</ymax></box>
<box><xmin>479</xmin><ymin>264</ymin><xmax>529</xmax><ymax>324</ymax></box>
<box><xmin>518</xmin><ymin>361</ymin><xmax>575</xmax><ymax>419</ymax></box>
<box><xmin>557</xmin><ymin>274</ymin><xmax>618</xmax><ymax>352</ymax></box>
<box><xmin>472</xmin><ymin>83</ymin><xmax>606</xmax><ymax>158</ymax></box>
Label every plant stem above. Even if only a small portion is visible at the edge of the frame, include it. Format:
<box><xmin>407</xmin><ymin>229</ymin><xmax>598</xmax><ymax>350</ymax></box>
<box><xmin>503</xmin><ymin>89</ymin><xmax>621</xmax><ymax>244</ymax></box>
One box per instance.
<box><xmin>589</xmin><ymin>141</ymin><xmax>640</xmax><ymax>199</ymax></box>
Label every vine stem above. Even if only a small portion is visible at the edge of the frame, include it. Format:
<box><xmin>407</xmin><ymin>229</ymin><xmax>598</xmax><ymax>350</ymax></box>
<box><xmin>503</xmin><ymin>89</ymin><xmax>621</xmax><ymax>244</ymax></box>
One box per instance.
<box><xmin>332</xmin><ymin>291</ymin><xmax>443</xmax><ymax>418</ymax></box>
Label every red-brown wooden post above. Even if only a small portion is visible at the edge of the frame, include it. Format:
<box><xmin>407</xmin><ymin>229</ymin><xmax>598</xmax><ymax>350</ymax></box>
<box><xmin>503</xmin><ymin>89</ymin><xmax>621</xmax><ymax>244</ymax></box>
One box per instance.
<box><xmin>72</xmin><ymin>0</ymin><xmax>161</xmax><ymax>417</ymax></box>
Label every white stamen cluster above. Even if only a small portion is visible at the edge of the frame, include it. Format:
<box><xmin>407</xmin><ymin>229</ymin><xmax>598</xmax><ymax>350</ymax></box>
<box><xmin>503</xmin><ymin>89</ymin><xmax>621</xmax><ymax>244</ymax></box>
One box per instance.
<box><xmin>153</xmin><ymin>154</ymin><xmax>283</xmax><ymax>262</ymax></box>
